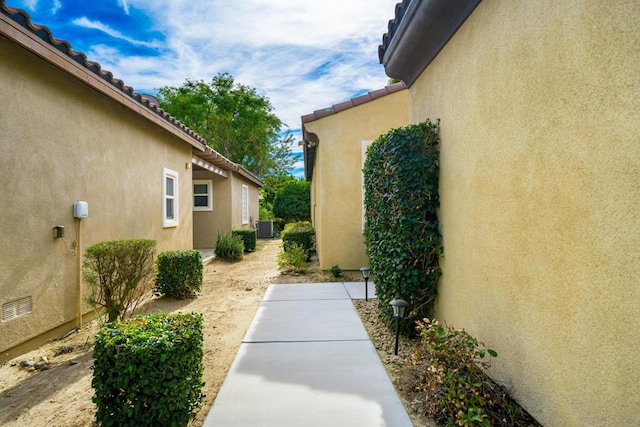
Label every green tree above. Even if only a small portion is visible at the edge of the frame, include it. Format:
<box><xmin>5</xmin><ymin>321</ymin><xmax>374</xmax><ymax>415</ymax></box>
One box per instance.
<box><xmin>273</xmin><ymin>178</ymin><xmax>311</xmax><ymax>222</ymax></box>
<box><xmin>157</xmin><ymin>73</ymin><xmax>293</xmax><ymax>177</ymax></box>
<box><xmin>262</xmin><ymin>174</ymin><xmax>297</xmax><ymax>206</ymax></box>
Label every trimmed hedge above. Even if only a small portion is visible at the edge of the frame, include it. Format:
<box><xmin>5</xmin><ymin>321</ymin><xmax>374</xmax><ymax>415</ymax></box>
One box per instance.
<box><xmin>281</xmin><ymin>221</ymin><xmax>315</xmax><ymax>259</ymax></box>
<box><xmin>232</xmin><ymin>228</ymin><xmax>257</xmax><ymax>252</ymax></box>
<box><xmin>155</xmin><ymin>250</ymin><xmax>203</xmax><ymax>298</ymax></box>
<box><xmin>363</xmin><ymin>120</ymin><xmax>442</xmax><ymax>331</ymax></box>
<box><xmin>92</xmin><ymin>313</ymin><xmax>205</xmax><ymax>426</ymax></box>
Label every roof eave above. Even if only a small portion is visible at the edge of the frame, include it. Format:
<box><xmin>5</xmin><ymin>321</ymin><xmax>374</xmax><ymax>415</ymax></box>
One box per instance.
<box><xmin>380</xmin><ymin>0</ymin><xmax>482</xmax><ymax>87</ymax></box>
<box><xmin>193</xmin><ymin>146</ymin><xmax>264</xmax><ymax>187</ymax></box>
<box><xmin>301</xmin><ymin>82</ymin><xmax>406</xmax><ymax>125</ymax></box>
<box><xmin>0</xmin><ymin>3</ymin><xmax>206</xmax><ymax>152</ymax></box>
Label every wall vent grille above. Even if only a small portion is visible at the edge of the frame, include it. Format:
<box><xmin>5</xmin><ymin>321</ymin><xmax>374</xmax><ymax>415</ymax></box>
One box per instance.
<box><xmin>2</xmin><ymin>297</ymin><xmax>32</xmax><ymax>322</ymax></box>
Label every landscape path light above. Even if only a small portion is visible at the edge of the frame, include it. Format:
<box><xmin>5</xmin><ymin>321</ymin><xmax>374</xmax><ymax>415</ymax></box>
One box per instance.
<box><xmin>360</xmin><ymin>267</ymin><xmax>371</xmax><ymax>301</ymax></box>
<box><xmin>389</xmin><ymin>299</ymin><xmax>409</xmax><ymax>355</ymax></box>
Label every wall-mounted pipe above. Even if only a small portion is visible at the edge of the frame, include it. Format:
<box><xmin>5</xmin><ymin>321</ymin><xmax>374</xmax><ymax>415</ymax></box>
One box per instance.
<box><xmin>76</xmin><ymin>217</ymin><xmax>83</xmax><ymax>328</ymax></box>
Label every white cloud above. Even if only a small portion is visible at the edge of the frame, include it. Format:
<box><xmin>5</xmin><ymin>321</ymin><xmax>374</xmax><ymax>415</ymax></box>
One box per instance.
<box><xmin>34</xmin><ymin>0</ymin><xmax>399</xmax><ymax>173</ymax></box>
<box><xmin>72</xmin><ymin>17</ymin><xmax>163</xmax><ymax>49</ymax></box>
<box><xmin>20</xmin><ymin>0</ymin><xmax>38</xmax><ymax>10</ymax></box>
<box><xmin>117</xmin><ymin>0</ymin><xmax>130</xmax><ymax>15</ymax></box>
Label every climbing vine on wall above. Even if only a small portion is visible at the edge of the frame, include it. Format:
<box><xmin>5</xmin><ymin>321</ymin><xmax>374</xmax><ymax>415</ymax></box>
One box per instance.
<box><xmin>363</xmin><ymin>119</ymin><xmax>441</xmax><ymax>331</ymax></box>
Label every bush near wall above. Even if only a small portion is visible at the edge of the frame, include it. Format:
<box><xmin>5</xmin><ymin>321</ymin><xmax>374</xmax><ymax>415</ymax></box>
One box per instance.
<box><xmin>282</xmin><ymin>221</ymin><xmax>315</xmax><ymax>259</ymax></box>
<box><xmin>155</xmin><ymin>250</ymin><xmax>203</xmax><ymax>298</ymax></box>
<box><xmin>232</xmin><ymin>228</ymin><xmax>257</xmax><ymax>252</ymax></box>
<box><xmin>92</xmin><ymin>313</ymin><xmax>205</xmax><ymax>426</ymax></box>
<box><xmin>83</xmin><ymin>239</ymin><xmax>156</xmax><ymax>323</ymax></box>
<box><xmin>215</xmin><ymin>230</ymin><xmax>244</xmax><ymax>262</ymax></box>
<box><xmin>363</xmin><ymin>120</ymin><xmax>441</xmax><ymax>332</ymax></box>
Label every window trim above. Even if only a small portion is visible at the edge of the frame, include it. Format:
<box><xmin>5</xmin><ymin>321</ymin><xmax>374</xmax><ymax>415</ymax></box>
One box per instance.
<box><xmin>163</xmin><ymin>167</ymin><xmax>179</xmax><ymax>228</ymax></box>
<box><xmin>193</xmin><ymin>179</ymin><xmax>213</xmax><ymax>212</ymax></box>
<box><xmin>242</xmin><ymin>184</ymin><xmax>249</xmax><ymax>225</ymax></box>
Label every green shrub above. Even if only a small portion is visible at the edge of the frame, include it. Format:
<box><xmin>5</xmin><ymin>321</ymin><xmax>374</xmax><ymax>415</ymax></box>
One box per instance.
<box><xmin>232</xmin><ymin>228</ymin><xmax>257</xmax><ymax>252</ymax></box>
<box><xmin>155</xmin><ymin>250</ymin><xmax>203</xmax><ymax>298</ymax></box>
<box><xmin>259</xmin><ymin>202</ymin><xmax>274</xmax><ymax>220</ymax></box>
<box><xmin>83</xmin><ymin>239</ymin><xmax>156</xmax><ymax>322</ymax></box>
<box><xmin>281</xmin><ymin>221</ymin><xmax>315</xmax><ymax>259</ymax></box>
<box><xmin>277</xmin><ymin>243</ymin><xmax>308</xmax><ymax>273</ymax></box>
<box><xmin>329</xmin><ymin>265</ymin><xmax>342</xmax><ymax>278</ymax></box>
<box><xmin>215</xmin><ymin>231</ymin><xmax>244</xmax><ymax>262</ymax></box>
<box><xmin>92</xmin><ymin>313</ymin><xmax>205</xmax><ymax>426</ymax></box>
<box><xmin>363</xmin><ymin>120</ymin><xmax>441</xmax><ymax>332</ymax></box>
<box><xmin>272</xmin><ymin>218</ymin><xmax>285</xmax><ymax>238</ymax></box>
<box><xmin>415</xmin><ymin>319</ymin><xmax>504</xmax><ymax>426</ymax></box>
<box><xmin>273</xmin><ymin>179</ymin><xmax>311</xmax><ymax>222</ymax></box>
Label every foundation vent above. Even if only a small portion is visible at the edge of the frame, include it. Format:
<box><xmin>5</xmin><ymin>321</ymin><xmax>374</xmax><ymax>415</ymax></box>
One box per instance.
<box><xmin>2</xmin><ymin>297</ymin><xmax>32</xmax><ymax>322</ymax></box>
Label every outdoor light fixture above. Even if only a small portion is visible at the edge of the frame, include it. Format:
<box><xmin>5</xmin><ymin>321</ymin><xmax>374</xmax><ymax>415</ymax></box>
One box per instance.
<box><xmin>389</xmin><ymin>299</ymin><xmax>409</xmax><ymax>355</ymax></box>
<box><xmin>360</xmin><ymin>267</ymin><xmax>371</xmax><ymax>301</ymax></box>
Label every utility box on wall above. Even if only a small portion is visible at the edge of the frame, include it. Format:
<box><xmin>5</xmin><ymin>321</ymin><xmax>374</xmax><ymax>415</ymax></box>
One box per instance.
<box><xmin>74</xmin><ymin>201</ymin><xmax>88</xmax><ymax>218</ymax></box>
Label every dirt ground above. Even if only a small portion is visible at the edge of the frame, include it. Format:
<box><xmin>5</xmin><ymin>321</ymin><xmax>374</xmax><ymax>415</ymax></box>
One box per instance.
<box><xmin>0</xmin><ymin>239</ymin><xmax>381</xmax><ymax>427</ymax></box>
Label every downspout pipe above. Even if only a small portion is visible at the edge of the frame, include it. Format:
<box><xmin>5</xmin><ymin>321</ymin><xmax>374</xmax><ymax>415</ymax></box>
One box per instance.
<box><xmin>76</xmin><ymin>217</ymin><xmax>82</xmax><ymax>328</ymax></box>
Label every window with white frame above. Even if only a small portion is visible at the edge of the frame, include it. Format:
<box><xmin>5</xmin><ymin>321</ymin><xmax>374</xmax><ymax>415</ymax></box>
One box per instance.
<box><xmin>193</xmin><ymin>180</ymin><xmax>213</xmax><ymax>211</ymax></box>
<box><xmin>242</xmin><ymin>184</ymin><xmax>249</xmax><ymax>225</ymax></box>
<box><xmin>163</xmin><ymin>167</ymin><xmax>179</xmax><ymax>227</ymax></box>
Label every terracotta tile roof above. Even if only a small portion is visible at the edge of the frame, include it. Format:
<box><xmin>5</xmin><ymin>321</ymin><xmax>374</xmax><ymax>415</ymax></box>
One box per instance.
<box><xmin>378</xmin><ymin>0</ymin><xmax>412</xmax><ymax>63</ymax></box>
<box><xmin>0</xmin><ymin>1</ymin><xmax>263</xmax><ymax>185</ymax></box>
<box><xmin>300</xmin><ymin>82</ymin><xmax>407</xmax><ymax>181</ymax></box>
<box><xmin>377</xmin><ymin>0</ymin><xmax>481</xmax><ymax>86</ymax></box>
<box><xmin>0</xmin><ymin>1</ymin><xmax>207</xmax><ymax>147</ymax></box>
<box><xmin>301</xmin><ymin>81</ymin><xmax>406</xmax><ymax>124</ymax></box>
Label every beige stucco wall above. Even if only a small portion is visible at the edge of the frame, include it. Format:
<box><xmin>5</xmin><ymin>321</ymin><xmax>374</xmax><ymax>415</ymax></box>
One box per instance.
<box><xmin>192</xmin><ymin>170</ymin><xmax>260</xmax><ymax>249</ymax></box>
<box><xmin>0</xmin><ymin>36</ymin><xmax>194</xmax><ymax>360</ymax></box>
<box><xmin>193</xmin><ymin>171</ymin><xmax>231</xmax><ymax>248</ymax></box>
<box><xmin>229</xmin><ymin>173</ymin><xmax>260</xmax><ymax>230</ymax></box>
<box><xmin>407</xmin><ymin>1</ymin><xmax>639</xmax><ymax>425</ymax></box>
<box><xmin>306</xmin><ymin>89</ymin><xmax>409</xmax><ymax>270</ymax></box>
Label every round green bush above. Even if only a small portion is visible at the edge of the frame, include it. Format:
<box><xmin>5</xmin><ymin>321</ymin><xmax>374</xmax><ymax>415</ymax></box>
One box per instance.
<box><xmin>92</xmin><ymin>313</ymin><xmax>205</xmax><ymax>426</ymax></box>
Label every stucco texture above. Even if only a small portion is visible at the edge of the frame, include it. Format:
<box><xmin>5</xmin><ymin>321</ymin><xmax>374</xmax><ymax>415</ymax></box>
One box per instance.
<box><xmin>306</xmin><ymin>89</ymin><xmax>409</xmax><ymax>270</ymax></box>
<box><xmin>192</xmin><ymin>170</ymin><xmax>260</xmax><ymax>250</ymax></box>
<box><xmin>0</xmin><ymin>37</ymin><xmax>193</xmax><ymax>358</ymax></box>
<box><xmin>407</xmin><ymin>1</ymin><xmax>639</xmax><ymax>425</ymax></box>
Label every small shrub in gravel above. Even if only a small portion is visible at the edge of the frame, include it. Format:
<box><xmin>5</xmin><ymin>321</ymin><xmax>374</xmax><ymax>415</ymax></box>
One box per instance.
<box><xmin>277</xmin><ymin>243</ymin><xmax>308</xmax><ymax>273</ymax></box>
<box><xmin>414</xmin><ymin>319</ymin><xmax>541</xmax><ymax>427</ymax></box>
<box><xmin>329</xmin><ymin>265</ymin><xmax>342</xmax><ymax>278</ymax></box>
<box><xmin>354</xmin><ymin>301</ymin><xmax>541</xmax><ymax>427</ymax></box>
<box><xmin>215</xmin><ymin>231</ymin><xmax>244</xmax><ymax>262</ymax></box>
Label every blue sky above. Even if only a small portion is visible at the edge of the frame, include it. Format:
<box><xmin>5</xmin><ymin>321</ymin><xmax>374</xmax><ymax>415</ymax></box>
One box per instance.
<box><xmin>9</xmin><ymin>0</ymin><xmax>399</xmax><ymax>178</ymax></box>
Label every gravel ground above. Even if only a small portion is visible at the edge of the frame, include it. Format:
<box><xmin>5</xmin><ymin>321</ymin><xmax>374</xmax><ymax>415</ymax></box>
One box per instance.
<box><xmin>353</xmin><ymin>299</ymin><xmax>437</xmax><ymax>427</ymax></box>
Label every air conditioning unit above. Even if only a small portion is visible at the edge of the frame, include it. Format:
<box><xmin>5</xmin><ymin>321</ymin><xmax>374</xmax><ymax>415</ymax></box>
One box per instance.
<box><xmin>256</xmin><ymin>220</ymin><xmax>274</xmax><ymax>239</ymax></box>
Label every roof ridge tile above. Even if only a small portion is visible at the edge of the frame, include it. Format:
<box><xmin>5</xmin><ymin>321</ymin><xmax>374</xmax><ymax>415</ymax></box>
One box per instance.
<box><xmin>301</xmin><ymin>81</ymin><xmax>406</xmax><ymax>123</ymax></box>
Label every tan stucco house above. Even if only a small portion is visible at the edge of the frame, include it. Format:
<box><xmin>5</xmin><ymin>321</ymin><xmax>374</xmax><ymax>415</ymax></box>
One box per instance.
<box><xmin>378</xmin><ymin>1</ymin><xmax>639</xmax><ymax>426</ymax></box>
<box><xmin>0</xmin><ymin>3</ymin><xmax>261</xmax><ymax>361</ymax></box>
<box><xmin>302</xmin><ymin>83</ymin><xmax>408</xmax><ymax>270</ymax></box>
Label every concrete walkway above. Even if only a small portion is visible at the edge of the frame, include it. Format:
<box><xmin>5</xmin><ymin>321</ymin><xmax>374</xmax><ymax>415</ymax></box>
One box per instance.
<box><xmin>203</xmin><ymin>282</ymin><xmax>412</xmax><ymax>427</ymax></box>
